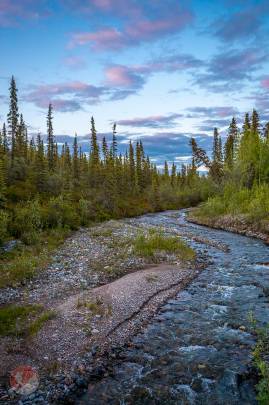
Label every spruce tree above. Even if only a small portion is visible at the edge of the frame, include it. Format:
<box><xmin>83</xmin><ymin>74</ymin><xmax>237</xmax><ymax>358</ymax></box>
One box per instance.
<box><xmin>102</xmin><ymin>136</ymin><xmax>108</xmax><ymax>163</ymax></box>
<box><xmin>251</xmin><ymin>109</ymin><xmax>260</xmax><ymax>134</ymax></box>
<box><xmin>171</xmin><ymin>162</ymin><xmax>176</xmax><ymax>187</ymax></box>
<box><xmin>164</xmin><ymin>161</ymin><xmax>169</xmax><ymax>179</ymax></box>
<box><xmin>128</xmin><ymin>141</ymin><xmax>136</xmax><ymax>190</ymax></box>
<box><xmin>242</xmin><ymin>112</ymin><xmax>251</xmax><ymax>134</ymax></box>
<box><xmin>90</xmin><ymin>116</ymin><xmax>99</xmax><ymax>167</ymax></box>
<box><xmin>2</xmin><ymin>124</ymin><xmax>8</xmax><ymax>153</ymax></box>
<box><xmin>211</xmin><ymin>128</ymin><xmax>223</xmax><ymax>180</ymax></box>
<box><xmin>73</xmin><ymin>133</ymin><xmax>80</xmax><ymax>182</ymax></box>
<box><xmin>111</xmin><ymin>123</ymin><xmax>117</xmax><ymax>160</ymax></box>
<box><xmin>47</xmin><ymin>103</ymin><xmax>54</xmax><ymax>171</ymax></box>
<box><xmin>224</xmin><ymin>117</ymin><xmax>238</xmax><ymax>169</ymax></box>
<box><xmin>35</xmin><ymin>133</ymin><xmax>47</xmax><ymax>192</ymax></box>
<box><xmin>7</xmin><ymin>76</ymin><xmax>19</xmax><ymax>161</ymax></box>
<box><xmin>136</xmin><ymin>141</ymin><xmax>142</xmax><ymax>191</ymax></box>
<box><xmin>16</xmin><ymin>114</ymin><xmax>26</xmax><ymax>158</ymax></box>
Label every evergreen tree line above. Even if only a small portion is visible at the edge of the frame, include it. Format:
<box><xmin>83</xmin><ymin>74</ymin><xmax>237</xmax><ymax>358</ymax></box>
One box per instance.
<box><xmin>0</xmin><ymin>77</ymin><xmax>209</xmax><ymax>245</ymax></box>
<box><xmin>190</xmin><ymin>110</ymin><xmax>269</xmax><ymax>223</ymax></box>
<box><xmin>191</xmin><ymin>109</ymin><xmax>269</xmax><ymax>186</ymax></box>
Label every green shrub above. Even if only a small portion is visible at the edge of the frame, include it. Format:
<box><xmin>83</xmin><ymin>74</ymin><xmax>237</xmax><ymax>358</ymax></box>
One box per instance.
<box><xmin>0</xmin><ymin>210</ymin><xmax>9</xmax><ymax>245</ymax></box>
<box><xmin>251</xmin><ymin>323</ymin><xmax>269</xmax><ymax>404</ymax></box>
<box><xmin>45</xmin><ymin>196</ymin><xmax>80</xmax><ymax>229</ymax></box>
<box><xmin>78</xmin><ymin>198</ymin><xmax>92</xmax><ymax>226</ymax></box>
<box><xmin>195</xmin><ymin>184</ymin><xmax>269</xmax><ymax>224</ymax></box>
<box><xmin>11</xmin><ymin>200</ymin><xmax>42</xmax><ymax>244</ymax></box>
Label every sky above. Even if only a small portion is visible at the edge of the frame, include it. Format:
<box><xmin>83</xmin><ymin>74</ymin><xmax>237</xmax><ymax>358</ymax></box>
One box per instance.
<box><xmin>0</xmin><ymin>0</ymin><xmax>269</xmax><ymax>168</ymax></box>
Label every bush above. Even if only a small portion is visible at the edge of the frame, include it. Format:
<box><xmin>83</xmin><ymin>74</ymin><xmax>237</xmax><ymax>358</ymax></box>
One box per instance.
<box><xmin>78</xmin><ymin>198</ymin><xmax>92</xmax><ymax>226</ymax></box>
<box><xmin>11</xmin><ymin>200</ymin><xmax>42</xmax><ymax>244</ymax></box>
<box><xmin>44</xmin><ymin>196</ymin><xmax>80</xmax><ymax>230</ymax></box>
<box><xmin>0</xmin><ymin>210</ymin><xmax>9</xmax><ymax>245</ymax></box>
<box><xmin>195</xmin><ymin>184</ymin><xmax>269</xmax><ymax>224</ymax></box>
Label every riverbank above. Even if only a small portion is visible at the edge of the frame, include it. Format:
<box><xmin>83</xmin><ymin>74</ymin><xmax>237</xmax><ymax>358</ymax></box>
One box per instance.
<box><xmin>74</xmin><ymin>210</ymin><xmax>269</xmax><ymax>404</ymax></box>
<box><xmin>187</xmin><ymin>210</ymin><xmax>269</xmax><ymax>245</ymax></box>
<box><xmin>0</xmin><ymin>216</ymin><xmax>203</xmax><ymax>404</ymax></box>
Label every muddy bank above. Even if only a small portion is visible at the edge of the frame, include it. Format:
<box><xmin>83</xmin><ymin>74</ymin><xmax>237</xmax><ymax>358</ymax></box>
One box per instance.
<box><xmin>187</xmin><ymin>211</ymin><xmax>269</xmax><ymax>245</ymax></box>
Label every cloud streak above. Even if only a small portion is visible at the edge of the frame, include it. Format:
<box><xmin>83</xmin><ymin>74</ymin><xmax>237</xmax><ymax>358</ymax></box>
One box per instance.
<box><xmin>195</xmin><ymin>47</ymin><xmax>268</xmax><ymax>92</ymax></box>
<box><xmin>0</xmin><ymin>0</ymin><xmax>50</xmax><ymax>26</ymax></box>
<box><xmin>117</xmin><ymin>113</ymin><xmax>183</xmax><ymax>129</ymax></box>
<box><xmin>212</xmin><ymin>2</ymin><xmax>269</xmax><ymax>43</ymax></box>
<box><xmin>24</xmin><ymin>81</ymin><xmax>108</xmax><ymax>111</ymax></box>
<box><xmin>104</xmin><ymin>53</ymin><xmax>202</xmax><ymax>93</ymax></box>
<box><xmin>68</xmin><ymin>1</ymin><xmax>194</xmax><ymax>51</ymax></box>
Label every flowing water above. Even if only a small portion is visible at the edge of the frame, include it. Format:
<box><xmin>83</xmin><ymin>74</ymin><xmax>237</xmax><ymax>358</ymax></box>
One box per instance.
<box><xmin>78</xmin><ymin>210</ymin><xmax>269</xmax><ymax>404</ymax></box>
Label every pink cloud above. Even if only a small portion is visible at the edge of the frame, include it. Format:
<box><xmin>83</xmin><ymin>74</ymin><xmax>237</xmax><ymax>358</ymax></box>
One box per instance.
<box><xmin>261</xmin><ymin>77</ymin><xmax>269</xmax><ymax>89</ymax></box>
<box><xmin>69</xmin><ymin>5</ymin><xmax>193</xmax><ymax>51</ymax></box>
<box><xmin>126</xmin><ymin>13</ymin><xmax>192</xmax><ymax>41</ymax></box>
<box><xmin>0</xmin><ymin>0</ymin><xmax>49</xmax><ymax>26</ymax></box>
<box><xmin>24</xmin><ymin>81</ymin><xmax>108</xmax><ymax>111</ymax></box>
<box><xmin>105</xmin><ymin>65</ymin><xmax>144</xmax><ymax>88</ymax></box>
<box><xmin>63</xmin><ymin>0</ymin><xmax>142</xmax><ymax>19</ymax></box>
<box><xmin>104</xmin><ymin>54</ymin><xmax>201</xmax><ymax>90</ymax></box>
<box><xmin>69</xmin><ymin>28</ymin><xmax>125</xmax><ymax>51</ymax></box>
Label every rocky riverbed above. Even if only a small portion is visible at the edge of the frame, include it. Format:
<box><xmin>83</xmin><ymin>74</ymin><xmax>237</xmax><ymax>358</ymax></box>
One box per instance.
<box><xmin>2</xmin><ymin>210</ymin><xmax>268</xmax><ymax>404</ymax></box>
<box><xmin>0</xmin><ymin>215</ymin><xmax>206</xmax><ymax>404</ymax></box>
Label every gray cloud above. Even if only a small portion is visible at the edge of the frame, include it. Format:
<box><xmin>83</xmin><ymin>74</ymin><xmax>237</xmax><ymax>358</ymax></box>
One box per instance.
<box><xmin>117</xmin><ymin>113</ymin><xmax>183</xmax><ymax>129</ymax></box>
<box><xmin>195</xmin><ymin>47</ymin><xmax>268</xmax><ymax>92</ymax></box>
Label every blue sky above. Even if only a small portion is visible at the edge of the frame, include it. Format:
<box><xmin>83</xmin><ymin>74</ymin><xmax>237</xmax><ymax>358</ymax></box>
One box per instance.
<box><xmin>0</xmin><ymin>0</ymin><xmax>269</xmax><ymax>167</ymax></box>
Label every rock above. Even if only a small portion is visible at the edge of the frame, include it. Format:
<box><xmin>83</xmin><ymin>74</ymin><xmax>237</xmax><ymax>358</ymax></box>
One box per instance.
<box><xmin>1</xmin><ymin>239</ymin><xmax>23</xmax><ymax>253</ymax></box>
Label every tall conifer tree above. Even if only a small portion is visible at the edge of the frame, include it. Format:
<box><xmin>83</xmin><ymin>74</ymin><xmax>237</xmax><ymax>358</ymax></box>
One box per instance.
<box><xmin>7</xmin><ymin>76</ymin><xmax>19</xmax><ymax>161</ymax></box>
<box><xmin>47</xmin><ymin>103</ymin><xmax>54</xmax><ymax>171</ymax></box>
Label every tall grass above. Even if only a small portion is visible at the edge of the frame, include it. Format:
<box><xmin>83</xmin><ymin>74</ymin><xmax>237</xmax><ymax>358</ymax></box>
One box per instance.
<box><xmin>133</xmin><ymin>229</ymin><xmax>195</xmax><ymax>260</ymax></box>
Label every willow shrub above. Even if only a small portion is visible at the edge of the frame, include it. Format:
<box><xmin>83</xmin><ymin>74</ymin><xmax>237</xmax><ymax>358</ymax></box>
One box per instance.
<box><xmin>196</xmin><ymin>183</ymin><xmax>269</xmax><ymax>223</ymax></box>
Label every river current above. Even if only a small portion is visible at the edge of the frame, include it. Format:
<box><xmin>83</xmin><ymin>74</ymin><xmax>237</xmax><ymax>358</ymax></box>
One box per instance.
<box><xmin>78</xmin><ymin>210</ymin><xmax>269</xmax><ymax>404</ymax></box>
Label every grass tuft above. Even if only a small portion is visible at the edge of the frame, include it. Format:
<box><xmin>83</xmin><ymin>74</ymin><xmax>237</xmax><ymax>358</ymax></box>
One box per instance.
<box><xmin>0</xmin><ymin>227</ymin><xmax>70</xmax><ymax>288</ymax></box>
<box><xmin>0</xmin><ymin>304</ymin><xmax>56</xmax><ymax>337</ymax></box>
<box><xmin>133</xmin><ymin>230</ymin><xmax>195</xmax><ymax>261</ymax></box>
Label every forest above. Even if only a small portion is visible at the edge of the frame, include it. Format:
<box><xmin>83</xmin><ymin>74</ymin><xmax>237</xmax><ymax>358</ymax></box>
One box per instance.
<box><xmin>0</xmin><ymin>76</ymin><xmax>269</xmax><ymax>287</ymax></box>
<box><xmin>0</xmin><ymin>77</ymin><xmax>211</xmax><ymax>248</ymax></box>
